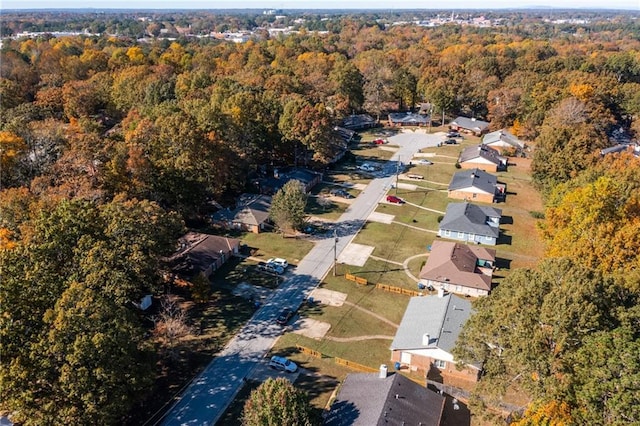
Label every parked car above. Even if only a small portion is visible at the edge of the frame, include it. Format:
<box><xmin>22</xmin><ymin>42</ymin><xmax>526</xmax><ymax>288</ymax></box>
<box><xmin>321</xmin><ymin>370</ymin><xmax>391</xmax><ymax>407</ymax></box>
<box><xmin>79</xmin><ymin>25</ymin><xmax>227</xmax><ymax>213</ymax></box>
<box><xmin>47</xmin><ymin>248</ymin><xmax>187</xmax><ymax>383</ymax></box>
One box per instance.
<box><xmin>444</xmin><ymin>139</ymin><xmax>458</xmax><ymax>145</ymax></box>
<box><xmin>416</xmin><ymin>159</ymin><xmax>433</xmax><ymax>165</ymax></box>
<box><xmin>330</xmin><ymin>188</ymin><xmax>353</xmax><ymax>199</ymax></box>
<box><xmin>268</xmin><ymin>355</ymin><xmax>298</xmax><ymax>373</ymax></box>
<box><xmin>406</xmin><ymin>173</ymin><xmax>424</xmax><ymax>180</ymax></box>
<box><xmin>373</xmin><ymin>138</ymin><xmax>387</xmax><ymax>145</ymax></box>
<box><xmin>276</xmin><ymin>308</ymin><xmax>294</xmax><ymax>325</ymax></box>
<box><xmin>358</xmin><ymin>163</ymin><xmax>377</xmax><ymax>172</ymax></box>
<box><xmin>258</xmin><ymin>262</ymin><xmax>284</xmax><ymax>275</ymax></box>
<box><xmin>386</xmin><ymin>195</ymin><xmax>404</xmax><ymax>204</ymax></box>
<box><xmin>267</xmin><ymin>257</ymin><xmax>288</xmax><ymax>269</ymax></box>
<box><xmin>446</xmin><ymin>131</ymin><xmax>461</xmax><ymax>138</ymax></box>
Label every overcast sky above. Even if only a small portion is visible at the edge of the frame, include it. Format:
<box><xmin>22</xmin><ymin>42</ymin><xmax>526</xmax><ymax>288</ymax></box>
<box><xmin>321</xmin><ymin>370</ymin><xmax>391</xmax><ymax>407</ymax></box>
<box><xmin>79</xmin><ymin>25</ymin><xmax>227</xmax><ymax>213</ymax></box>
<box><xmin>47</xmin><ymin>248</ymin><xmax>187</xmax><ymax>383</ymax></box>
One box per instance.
<box><xmin>2</xmin><ymin>0</ymin><xmax>638</xmax><ymax>9</ymax></box>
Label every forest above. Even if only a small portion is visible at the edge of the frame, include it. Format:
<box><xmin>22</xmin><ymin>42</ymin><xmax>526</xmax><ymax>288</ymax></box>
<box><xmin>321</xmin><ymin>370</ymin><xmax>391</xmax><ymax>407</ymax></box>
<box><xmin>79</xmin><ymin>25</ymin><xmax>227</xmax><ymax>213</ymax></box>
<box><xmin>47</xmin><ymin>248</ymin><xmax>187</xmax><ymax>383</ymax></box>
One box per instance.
<box><xmin>1</xmin><ymin>10</ymin><xmax>639</xmax><ymax>425</ymax></box>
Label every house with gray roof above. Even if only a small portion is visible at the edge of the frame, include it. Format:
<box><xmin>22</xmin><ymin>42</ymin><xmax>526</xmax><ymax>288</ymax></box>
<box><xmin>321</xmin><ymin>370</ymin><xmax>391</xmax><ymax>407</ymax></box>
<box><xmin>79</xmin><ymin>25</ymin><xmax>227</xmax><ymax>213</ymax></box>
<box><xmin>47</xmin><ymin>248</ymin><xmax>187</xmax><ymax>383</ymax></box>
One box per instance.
<box><xmin>448</xmin><ymin>168</ymin><xmax>505</xmax><ymax>203</ymax></box>
<box><xmin>389</xmin><ymin>112</ymin><xmax>429</xmax><ymax>126</ymax></box>
<box><xmin>482</xmin><ymin>129</ymin><xmax>525</xmax><ymax>153</ymax></box>
<box><xmin>450</xmin><ymin>116</ymin><xmax>490</xmax><ymax>136</ymax></box>
<box><xmin>325</xmin><ymin>372</ymin><xmax>445</xmax><ymax>426</ymax></box>
<box><xmin>166</xmin><ymin>232</ymin><xmax>240</xmax><ymax>280</ymax></box>
<box><xmin>438</xmin><ymin>202</ymin><xmax>502</xmax><ymax>245</ymax></box>
<box><xmin>458</xmin><ymin>144</ymin><xmax>507</xmax><ymax>172</ymax></box>
<box><xmin>341</xmin><ymin>114</ymin><xmax>378</xmax><ymax>131</ymax></box>
<box><xmin>419</xmin><ymin>240</ymin><xmax>496</xmax><ymax>297</ymax></box>
<box><xmin>211</xmin><ymin>194</ymin><xmax>272</xmax><ymax>234</ymax></box>
<box><xmin>390</xmin><ymin>292</ymin><xmax>481</xmax><ymax>383</ymax></box>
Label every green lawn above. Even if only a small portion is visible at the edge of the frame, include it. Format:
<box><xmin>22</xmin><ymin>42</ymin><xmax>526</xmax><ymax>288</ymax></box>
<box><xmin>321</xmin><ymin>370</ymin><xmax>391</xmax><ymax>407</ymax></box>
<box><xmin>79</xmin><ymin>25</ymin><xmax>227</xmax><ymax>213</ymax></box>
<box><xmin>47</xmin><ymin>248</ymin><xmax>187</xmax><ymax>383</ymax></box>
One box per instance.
<box><xmin>240</xmin><ymin>232</ymin><xmax>314</xmax><ymax>266</ymax></box>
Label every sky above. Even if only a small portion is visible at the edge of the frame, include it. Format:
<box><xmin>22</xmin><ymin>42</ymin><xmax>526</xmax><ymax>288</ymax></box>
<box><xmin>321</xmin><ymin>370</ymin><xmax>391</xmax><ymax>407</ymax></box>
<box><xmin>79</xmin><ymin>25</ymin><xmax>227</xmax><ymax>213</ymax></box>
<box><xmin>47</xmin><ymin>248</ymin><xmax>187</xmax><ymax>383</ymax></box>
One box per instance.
<box><xmin>2</xmin><ymin>0</ymin><xmax>638</xmax><ymax>9</ymax></box>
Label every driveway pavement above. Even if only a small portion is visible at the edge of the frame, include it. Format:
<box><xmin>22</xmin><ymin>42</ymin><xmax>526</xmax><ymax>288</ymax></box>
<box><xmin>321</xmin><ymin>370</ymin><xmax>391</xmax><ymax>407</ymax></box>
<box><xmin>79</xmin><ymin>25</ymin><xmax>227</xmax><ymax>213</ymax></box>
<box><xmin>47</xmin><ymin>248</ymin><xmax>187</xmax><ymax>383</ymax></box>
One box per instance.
<box><xmin>160</xmin><ymin>131</ymin><xmax>442</xmax><ymax>426</ymax></box>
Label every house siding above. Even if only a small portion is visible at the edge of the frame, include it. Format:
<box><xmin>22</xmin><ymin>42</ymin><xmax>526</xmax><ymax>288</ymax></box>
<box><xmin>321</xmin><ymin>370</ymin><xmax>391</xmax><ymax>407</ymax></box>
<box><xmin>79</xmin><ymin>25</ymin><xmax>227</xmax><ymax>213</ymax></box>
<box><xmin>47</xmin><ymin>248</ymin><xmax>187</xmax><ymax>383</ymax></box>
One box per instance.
<box><xmin>391</xmin><ymin>350</ymin><xmax>480</xmax><ymax>383</ymax></box>
<box><xmin>421</xmin><ymin>279</ymin><xmax>489</xmax><ymax>297</ymax></box>
<box><xmin>448</xmin><ymin>189</ymin><xmax>494</xmax><ymax>203</ymax></box>
<box><xmin>438</xmin><ymin>229</ymin><xmax>497</xmax><ymax>246</ymax></box>
<box><xmin>459</xmin><ymin>160</ymin><xmax>500</xmax><ymax>173</ymax></box>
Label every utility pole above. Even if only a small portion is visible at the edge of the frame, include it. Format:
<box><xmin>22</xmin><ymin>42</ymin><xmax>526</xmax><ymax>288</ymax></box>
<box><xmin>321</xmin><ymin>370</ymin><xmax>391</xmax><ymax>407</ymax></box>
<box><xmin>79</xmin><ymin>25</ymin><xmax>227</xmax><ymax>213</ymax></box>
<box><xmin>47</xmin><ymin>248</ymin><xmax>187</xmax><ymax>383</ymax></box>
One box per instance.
<box><xmin>395</xmin><ymin>157</ymin><xmax>400</xmax><ymax>195</ymax></box>
<box><xmin>333</xmin><ymin>229</ymin><xmax>339</xmax><ymax>277</ymax></box>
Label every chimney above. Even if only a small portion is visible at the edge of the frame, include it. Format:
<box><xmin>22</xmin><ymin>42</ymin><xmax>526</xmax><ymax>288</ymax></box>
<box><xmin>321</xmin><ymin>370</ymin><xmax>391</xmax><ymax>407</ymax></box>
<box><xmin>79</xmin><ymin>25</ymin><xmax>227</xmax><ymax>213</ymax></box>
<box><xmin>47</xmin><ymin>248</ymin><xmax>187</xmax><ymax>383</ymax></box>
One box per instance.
<box><xmin>379</xmin><ymin>364</ymin><xmax>388</xmax><ymax>378</ymax></box>
<box><xmin>422</xmin><ymin>333</ymin><xmax>431</xmax><ymax>346</ymax></box>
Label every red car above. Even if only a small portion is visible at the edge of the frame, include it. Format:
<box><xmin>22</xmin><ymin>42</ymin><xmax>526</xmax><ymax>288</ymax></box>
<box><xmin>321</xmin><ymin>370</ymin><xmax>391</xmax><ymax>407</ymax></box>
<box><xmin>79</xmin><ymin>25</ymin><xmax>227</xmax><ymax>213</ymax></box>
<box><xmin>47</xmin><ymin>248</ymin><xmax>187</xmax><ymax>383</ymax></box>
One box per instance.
<box><xmin>386</xmin><ymin>195</ymin><xmax>404</xmax><ymax>204</ymax></box>
<box><xmin>373</xmin><ymin>139</ymin><xmax>387</xmax><ymax>145</ymax></box>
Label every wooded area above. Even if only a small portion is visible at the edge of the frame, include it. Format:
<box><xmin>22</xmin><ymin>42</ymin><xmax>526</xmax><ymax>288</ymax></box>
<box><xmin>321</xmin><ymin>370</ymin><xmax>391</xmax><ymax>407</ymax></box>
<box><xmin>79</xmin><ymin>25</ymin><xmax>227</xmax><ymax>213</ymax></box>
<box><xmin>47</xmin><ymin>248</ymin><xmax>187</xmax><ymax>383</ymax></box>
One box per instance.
<box><xmin>1</xmin><ymin>10</ymin><xmax>639</xmax><ymax>424</ymax></box>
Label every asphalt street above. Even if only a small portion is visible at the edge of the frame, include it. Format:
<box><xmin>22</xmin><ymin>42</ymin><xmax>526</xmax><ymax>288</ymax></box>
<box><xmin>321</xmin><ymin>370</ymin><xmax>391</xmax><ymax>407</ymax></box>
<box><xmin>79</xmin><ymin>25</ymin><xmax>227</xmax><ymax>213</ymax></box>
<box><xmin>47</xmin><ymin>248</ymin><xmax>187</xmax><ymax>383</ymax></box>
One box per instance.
<box><xmin>160</xmin><ymin>131</ymin><xmax>444</xmax><ymax>426</ymax></box>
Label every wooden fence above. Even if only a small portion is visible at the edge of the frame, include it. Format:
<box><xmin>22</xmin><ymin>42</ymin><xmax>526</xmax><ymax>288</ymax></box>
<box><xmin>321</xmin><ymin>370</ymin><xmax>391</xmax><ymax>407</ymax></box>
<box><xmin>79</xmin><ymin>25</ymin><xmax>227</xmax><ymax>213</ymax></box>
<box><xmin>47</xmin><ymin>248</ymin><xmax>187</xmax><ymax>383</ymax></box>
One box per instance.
<box><xmin>335</xmin><ymin>357</ymin><xmax>379</xmax><ymax>373</ymax></box>
<box><xmin>296</xmin><ymin>345</ymin><xmax>322</xmax><ymax>359</ymax></box>
<box><xmin>375</xmin><ymin>283</ymin><xmax>422</xmax><ymax>297</ymax></box>
<box><xmin>345</xmin><ymin>273</ymin><xmax>368</xmax><ymax>286</ymax></box>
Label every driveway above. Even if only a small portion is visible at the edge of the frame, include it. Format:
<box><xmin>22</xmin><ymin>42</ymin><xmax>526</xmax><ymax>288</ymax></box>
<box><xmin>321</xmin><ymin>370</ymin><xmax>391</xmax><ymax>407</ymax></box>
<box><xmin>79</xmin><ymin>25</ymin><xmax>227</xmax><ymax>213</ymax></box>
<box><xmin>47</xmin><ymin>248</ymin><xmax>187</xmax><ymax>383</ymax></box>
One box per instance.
<box><xmin>160</xmin><ymin>131</ymin><xmax>442</xmax><ymax>426</ymax></box>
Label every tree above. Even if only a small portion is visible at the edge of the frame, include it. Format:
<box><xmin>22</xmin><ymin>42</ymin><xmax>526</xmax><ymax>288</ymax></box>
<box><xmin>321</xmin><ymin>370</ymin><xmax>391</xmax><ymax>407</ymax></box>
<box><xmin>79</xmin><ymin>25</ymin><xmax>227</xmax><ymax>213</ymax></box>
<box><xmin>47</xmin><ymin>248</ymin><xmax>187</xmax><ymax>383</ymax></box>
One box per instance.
<box><xmin>242</xmin><ymin>377</ymin><xmax>316</xmax><ymax>426</ymax></box>
<box><xmin>392</xmin><ymin>67</ymin><xmax>417</xmax><ymax>111</ymax></box>
<box><xmin>269</xmin><ymin>180</ymin><xmax>307</xmax><ymax>235</ymax></box>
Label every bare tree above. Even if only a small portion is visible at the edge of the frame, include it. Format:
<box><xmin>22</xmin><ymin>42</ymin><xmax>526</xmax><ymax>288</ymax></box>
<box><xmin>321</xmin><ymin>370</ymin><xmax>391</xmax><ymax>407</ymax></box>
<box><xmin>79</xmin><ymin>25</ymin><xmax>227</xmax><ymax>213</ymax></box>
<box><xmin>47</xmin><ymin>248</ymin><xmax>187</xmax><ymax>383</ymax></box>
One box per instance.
<box><xmin>153</xmin><ymin>296</ymin><xmax>194</xmax><ymax>360</ymax></box>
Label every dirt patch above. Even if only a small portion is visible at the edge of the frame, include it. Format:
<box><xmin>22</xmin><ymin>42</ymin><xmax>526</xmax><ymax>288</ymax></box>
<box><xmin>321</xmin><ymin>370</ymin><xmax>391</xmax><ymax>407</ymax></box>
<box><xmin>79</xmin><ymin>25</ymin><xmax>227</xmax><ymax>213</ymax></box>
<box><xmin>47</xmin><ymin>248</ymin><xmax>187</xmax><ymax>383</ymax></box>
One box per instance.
<box><xmin>367</xmin><ymin>212</ymin><xmax>394</xmax><ymax>224</ymax></box>
<box><xmin>291</xmin><ymin>318</ymin><xmax>331</xmax><ymax>340</ymax></box>
<box><xmin>309</xmin><ymin>288</ymin><xmax>347</xmax><ymax>306</ymax></box>
<box><xmin>337</xmin><ymin>243</ymin><xmax>374</xmax><ymax>267</ymax></box>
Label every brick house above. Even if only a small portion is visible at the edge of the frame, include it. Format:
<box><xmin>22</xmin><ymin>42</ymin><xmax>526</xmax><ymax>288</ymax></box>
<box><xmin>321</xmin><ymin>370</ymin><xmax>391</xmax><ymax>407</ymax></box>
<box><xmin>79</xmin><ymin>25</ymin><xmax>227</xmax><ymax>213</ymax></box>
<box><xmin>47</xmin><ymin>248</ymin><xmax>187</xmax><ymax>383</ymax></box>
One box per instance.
<box><xmin>448</xmin><ymin>168</ymin><xmax>506</xmax><ymax>203</ymax></box>
<box><xmin>458</xmin><ymin>144</ymin><xmax>507</xmax><ymax>173</ymax></box>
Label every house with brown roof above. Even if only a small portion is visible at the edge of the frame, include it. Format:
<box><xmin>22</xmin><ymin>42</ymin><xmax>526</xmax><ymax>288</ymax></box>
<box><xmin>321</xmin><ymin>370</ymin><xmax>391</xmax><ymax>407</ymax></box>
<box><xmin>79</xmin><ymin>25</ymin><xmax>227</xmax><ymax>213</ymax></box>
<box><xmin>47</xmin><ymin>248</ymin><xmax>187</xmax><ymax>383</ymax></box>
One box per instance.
<box><xmin>458</xmin><ymin>144</ymin><xmax>507</xmax><ymax>172</ymax></box>
<box><xmin>390</xmin><ymin>292</ymin><xmax>481</xmax><ymax>384</ymax></box>
<box><xmin>448</xmin><ymin>168</ymin><xmax>506</xmax><ymax>203</ymax></box>
<box><xmin>450</xmin><ymin>116</ymin><xmax>490</xmax><ymax>136</ymax></box>
<box><xmin>167</xmin><ymin>232</ymin><xmax>240</xmax><ymax>280</ymax></box>
<box><xmin>419</xmin><ymin>240</ymin><xmax>496</xmax><ymax>297</ymax></box>
<box><xmin>211</xmin><ymin>194</ymin><xmax>272</xmax><ymax>234</ymax></box>
<box><xmin>325</xmin><ymin>371</ymin><xmax>445</xmax><ymax>426</ymax></box>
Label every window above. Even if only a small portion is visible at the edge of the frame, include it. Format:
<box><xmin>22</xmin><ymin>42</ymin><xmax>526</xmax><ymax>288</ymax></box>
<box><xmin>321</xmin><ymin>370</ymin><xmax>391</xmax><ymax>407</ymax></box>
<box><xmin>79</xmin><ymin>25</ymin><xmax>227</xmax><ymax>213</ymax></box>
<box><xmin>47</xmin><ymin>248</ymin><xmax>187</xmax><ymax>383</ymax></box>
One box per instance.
<box><xmin>444</xmin><ymin>230</ymin><xmax>451</xmax><ymax>237</ymax></box>
<box><xmin>434</xmin><ymin>359</ymin><xmax>446</xmax><ymax>369</ymax></box>
<box><xmin>457</xmin><ymin>231</ymin><xmax>465</xmax><ymax>238</ymax></box>
<box><xmin>472</xmin><ymin>193</ymin><xmax>477</xmax><ymax>198</ymax></box>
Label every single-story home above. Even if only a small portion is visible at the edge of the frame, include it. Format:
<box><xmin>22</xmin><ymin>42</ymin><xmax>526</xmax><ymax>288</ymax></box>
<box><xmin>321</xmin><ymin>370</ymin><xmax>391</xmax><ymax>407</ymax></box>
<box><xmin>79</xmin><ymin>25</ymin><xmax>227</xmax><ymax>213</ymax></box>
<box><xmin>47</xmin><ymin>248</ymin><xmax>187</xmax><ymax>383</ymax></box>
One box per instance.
<box><xmin>390</xmin><ymin>292</ymin><xmax>481</xmax><ymax>383</ymax></box>
<box><xmin>212</xmin><ymin>194</ymin><xmax>272</xmax><ymax>234</ymax></box>
<box><xmin>256</xmin><ymin>168</ymin><xmax>323</xmax><ymax>195</ymax></box>
<box><xmin>482</xmin><ymin>129</ymin><xmax>525</xmax><ymax>153</ymax></box>
<box><xmin>333</xmin><ymin>126</ymin><xmax>356</xmax><ymax>143</ymax></box>
<box><xmin>325</xmin><ymin>372</ymin><xmax>445</xmax><ymax>426</ymax></box>
<box><xmin>389</xmin><ymin>112</ymin><xmax>429</xmax><ymax>126</ymax></box>
<box><xmin>448</xmin><ymin>168</ymin><xmax>506</xmax><ymax>203</ymax></box>
<box><xmin>419</xmin><ymin>240</ymin><xmax>496</xmax><ymax>297</ymax></box>
<box><xmin>458</xmin><ymin>144</ymin><xmax>507</xmax><ymax>172</ymax></box>
<box><xmin>167</xmin><ymin>232</ymin><xmax>240</xmax><ymax>280</ymax></box>
<box><xmin>449</xmin><ymin>116</ymin><xmax>490</xmax><ymax>136</ymax></box>
<box><xmin>438</xmin><ymin>202</ymin><xmax>502</xmax><ymax>246</ymax></box>
<box><xmin>341</xmin><ymin>114</ymin><xmax>378</xmax><ymax>131</ymax></box>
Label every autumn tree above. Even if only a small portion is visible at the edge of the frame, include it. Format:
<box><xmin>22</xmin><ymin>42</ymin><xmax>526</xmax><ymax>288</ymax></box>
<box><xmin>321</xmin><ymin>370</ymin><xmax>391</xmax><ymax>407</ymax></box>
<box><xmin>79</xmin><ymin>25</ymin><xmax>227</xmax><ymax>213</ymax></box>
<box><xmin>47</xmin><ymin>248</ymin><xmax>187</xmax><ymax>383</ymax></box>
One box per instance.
<box><xmin>242</xmin><ymin>377</ymin><xmax>316</xmax><ymax>426</ymax></box>
<box><xmin>269</xmin><ymin>179</ymin><xmax>307</xmax><ymax>234</ymax></box>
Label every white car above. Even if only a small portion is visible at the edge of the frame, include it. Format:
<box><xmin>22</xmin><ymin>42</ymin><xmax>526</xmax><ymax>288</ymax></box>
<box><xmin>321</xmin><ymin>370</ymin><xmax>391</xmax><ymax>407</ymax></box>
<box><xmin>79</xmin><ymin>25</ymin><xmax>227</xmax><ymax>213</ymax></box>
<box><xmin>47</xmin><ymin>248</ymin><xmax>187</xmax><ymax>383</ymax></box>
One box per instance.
<box><xmin>268</xmin><ymin>355</ymin><xmax>298</xmax><ymax>373</ymax></box>
<box><xmin>358</xmin><ymin>163</ymin><xmax>376</xmax><ymax>172</ymax></box>
<box><xmin>416</xmin><ymin>159</ymin><xmax>433</xmax><ymax>165</ymax></box>
<box><xmin>267</xmin><ymin>257</ymin><xmax>288</xmax><ymax>269</ymax></box>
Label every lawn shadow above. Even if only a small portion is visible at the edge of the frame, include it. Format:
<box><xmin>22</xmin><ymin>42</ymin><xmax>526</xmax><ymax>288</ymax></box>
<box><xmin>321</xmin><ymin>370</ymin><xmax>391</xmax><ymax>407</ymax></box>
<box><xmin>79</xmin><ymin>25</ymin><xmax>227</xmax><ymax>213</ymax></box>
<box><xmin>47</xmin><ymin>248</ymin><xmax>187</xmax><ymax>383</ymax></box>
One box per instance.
<box><xmin>495</xmin><ymin>257</ymin><xmax>512</xmax><ymax>270</ymax></box>
<box><xmin>500</xmin><ymin>215</ymin><xmax>513</xmax><ymax>225</ymax></box>
<box><xmin>497</xmin><ymin>232</ymin><xmax>512</xmax><ymax>246</ymax></box>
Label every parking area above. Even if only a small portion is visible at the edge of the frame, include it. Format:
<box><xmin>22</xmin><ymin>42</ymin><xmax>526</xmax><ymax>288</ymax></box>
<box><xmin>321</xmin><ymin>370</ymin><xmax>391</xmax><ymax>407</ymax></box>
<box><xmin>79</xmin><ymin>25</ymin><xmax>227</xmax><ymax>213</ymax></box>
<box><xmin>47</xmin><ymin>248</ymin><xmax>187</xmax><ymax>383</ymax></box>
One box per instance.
<box><xmin>337</xmin><ymin>243</ymin><xmax>375</xmax><ymax>267</ymax></box>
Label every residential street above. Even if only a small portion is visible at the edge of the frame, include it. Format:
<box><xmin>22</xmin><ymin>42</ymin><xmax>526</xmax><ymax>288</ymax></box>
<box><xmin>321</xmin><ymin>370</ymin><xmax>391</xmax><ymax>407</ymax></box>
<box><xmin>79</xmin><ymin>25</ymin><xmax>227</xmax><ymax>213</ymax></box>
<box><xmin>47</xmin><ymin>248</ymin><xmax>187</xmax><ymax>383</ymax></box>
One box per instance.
<box><xmin>160</xmin><ymin>131</ymin><xmax>444</xmax><ymax>426</ymax></box>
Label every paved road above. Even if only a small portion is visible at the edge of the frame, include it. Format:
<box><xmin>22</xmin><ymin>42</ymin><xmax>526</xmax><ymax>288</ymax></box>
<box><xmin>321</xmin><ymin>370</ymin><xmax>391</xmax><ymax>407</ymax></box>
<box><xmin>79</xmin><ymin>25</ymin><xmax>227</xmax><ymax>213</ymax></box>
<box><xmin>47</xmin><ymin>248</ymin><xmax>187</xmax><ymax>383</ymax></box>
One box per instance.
<box><xmin>160</xmin><ymin>131</ymin><xmax>444</xmax><ymax>426</ymax></box>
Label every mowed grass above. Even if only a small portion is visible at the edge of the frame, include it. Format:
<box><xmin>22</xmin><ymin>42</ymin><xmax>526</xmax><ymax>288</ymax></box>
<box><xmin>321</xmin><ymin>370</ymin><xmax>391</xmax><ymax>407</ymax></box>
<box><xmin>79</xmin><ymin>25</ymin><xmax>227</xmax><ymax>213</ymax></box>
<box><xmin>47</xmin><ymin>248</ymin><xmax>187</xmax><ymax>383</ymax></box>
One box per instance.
<box><xmin>241</xmin><ymin>232</ymin><xmax>314</xmax><ymax>266</ymax></box>
<box><xmin>352</xmin><ymin>222</ymin><xmax>433</xmax><ymax>266</ymax></box>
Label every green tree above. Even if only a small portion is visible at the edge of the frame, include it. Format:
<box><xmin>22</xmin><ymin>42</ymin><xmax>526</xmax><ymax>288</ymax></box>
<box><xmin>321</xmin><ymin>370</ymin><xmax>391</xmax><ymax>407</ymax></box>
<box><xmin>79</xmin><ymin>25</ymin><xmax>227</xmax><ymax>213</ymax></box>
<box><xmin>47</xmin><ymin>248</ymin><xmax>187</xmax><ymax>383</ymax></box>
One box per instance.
<box><xmin>242</xmin><ymin>377</ymin><xmax>316</xmax><ymax>426</ymax></box>
<box><xmin>392</xmin><ymin>67</ymin><xmax>417</xmax><ymax>111</ymax></box>
<box><xmin>269</xmin><ymin>179</ymin><xmax>307</xmax><ymax>234</ymax></box>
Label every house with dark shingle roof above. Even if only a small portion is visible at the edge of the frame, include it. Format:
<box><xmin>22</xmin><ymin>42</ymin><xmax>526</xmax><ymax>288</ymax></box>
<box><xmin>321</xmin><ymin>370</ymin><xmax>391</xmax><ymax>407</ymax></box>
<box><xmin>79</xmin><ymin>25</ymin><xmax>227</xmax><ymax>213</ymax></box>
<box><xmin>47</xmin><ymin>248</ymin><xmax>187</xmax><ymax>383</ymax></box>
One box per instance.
<box><xmin>448</xmin><ymin>168</ymin><xmax>505</xmax><ymax>203</ymax></box>
<box><xmin>166</xmin><ymin>232</ymin><xmax>240</xmax><ymax>280</ymax></box>
<box><xmin>389</xmin><ymin>112</ymin><xmax>429</xmax><ymax>126</ymax></box>
<box><xmin>390</xmin><ymin>292</ymin><xmax>481</xmax><ymax>383</ymax></box>
<box><xmin>256</xmin><ymin>168</ymin><xmax>322</xmax><ymax>195</ymax></box>
<box><xmin>438</xmin><ymin>202</ymin><xmax>502</xmax><ymax>245</ymax></box>
<box><xmin>450</xmin><ymin>116</ymin><xmax>490</xmax><ymax>136</ymax></box>
<box><xmin>458</xmin><ymin>144</ymin><xmax>507</xmax><ymax>172</ymax></box>
<box><xmin>325</xmin><ymin>372</ymin><xmax>445</xmax><ymax>426</ymax></box>
<box><xmin>212</xmin><ymin>194</ymin><xmax>272</xmax><ymax>234</ymax></box>
<box><xmin>341</xmin><ymin>114</ymin><xmax>378</xmax><ymax>131</ymax></box>
<box><xmin>482</xmin><ymin>129</ymin><xmax>525</xmax><ymax>152</ymax></box>
<box><xmin>419</xmin><ymin>240</ymin><xmax>496</xmax><ymax>297</ymax></box>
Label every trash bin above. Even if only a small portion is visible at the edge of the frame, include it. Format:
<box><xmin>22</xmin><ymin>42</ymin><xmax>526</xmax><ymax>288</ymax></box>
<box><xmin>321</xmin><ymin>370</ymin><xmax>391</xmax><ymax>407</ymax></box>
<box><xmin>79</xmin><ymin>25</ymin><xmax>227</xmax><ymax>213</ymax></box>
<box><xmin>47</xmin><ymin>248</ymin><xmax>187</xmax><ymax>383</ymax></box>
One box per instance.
<box><xmin>394</xmin><ymin>362</ymin><xmax>401</xmax><ymax>371</ymax></box>
<box><xmin>418</xmin><ymin>283</ymin><xmax>426</xmax><ymax>290</ymax></box>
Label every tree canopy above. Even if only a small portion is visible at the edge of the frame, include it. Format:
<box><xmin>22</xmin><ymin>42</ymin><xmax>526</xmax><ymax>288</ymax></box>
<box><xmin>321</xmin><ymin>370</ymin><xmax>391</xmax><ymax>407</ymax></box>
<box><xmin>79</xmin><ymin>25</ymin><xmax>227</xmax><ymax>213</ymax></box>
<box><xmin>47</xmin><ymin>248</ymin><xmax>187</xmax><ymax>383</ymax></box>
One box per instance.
<box><xmin>242</xmin><ymin>377</ymin><xmax>316</xmax><ymax>426</ymax></box>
